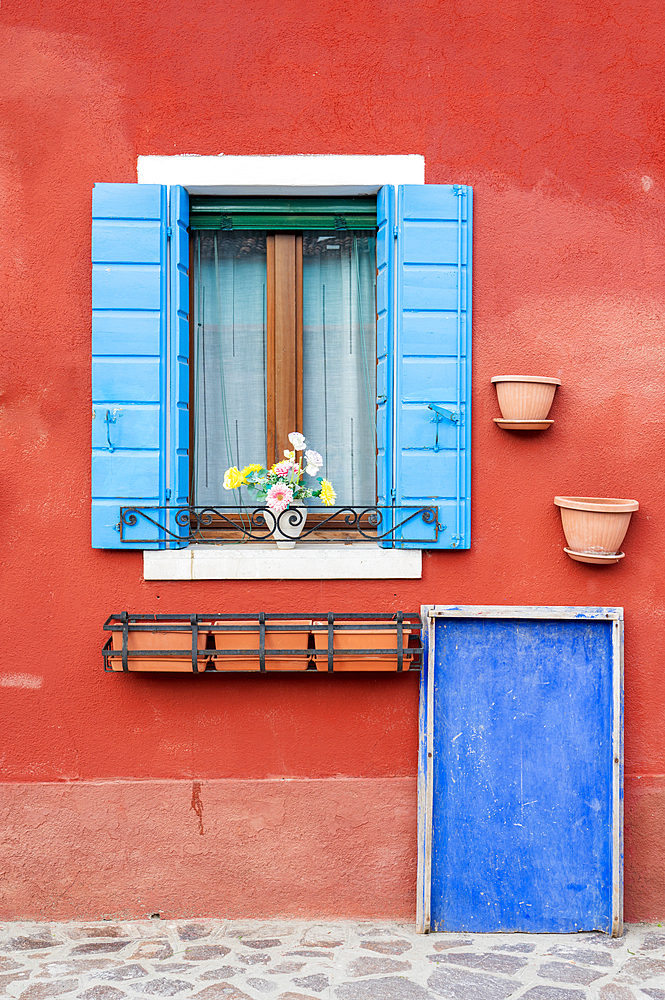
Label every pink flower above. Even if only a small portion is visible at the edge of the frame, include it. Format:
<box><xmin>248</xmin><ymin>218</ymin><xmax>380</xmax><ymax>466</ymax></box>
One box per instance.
<box><xmin>265</xmin><ymin>483</ymin><xmax>294</xmax><ymax>514</ymax></box>
<box><xmin>272</xmin><ymin>459</ymin><xmax>293</xmax><ymax>477</ymax></box>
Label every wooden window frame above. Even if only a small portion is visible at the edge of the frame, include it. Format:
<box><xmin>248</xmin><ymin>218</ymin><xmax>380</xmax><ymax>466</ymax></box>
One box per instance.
<box><xmin>189</xmin><ymin>213</ymin><xmax>377</xmax><ymax>541</ymax></box>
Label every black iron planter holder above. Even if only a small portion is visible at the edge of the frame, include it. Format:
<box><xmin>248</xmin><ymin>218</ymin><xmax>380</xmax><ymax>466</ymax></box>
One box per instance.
<box><xmin>103</xmin><ymin>612</ymin><xmax>423</xmax><ymax>673</ymax></box>
<box><xmin>118</xmin><ymin>504</ymin><xmax>441</xmax><ymax>545</ymax></box>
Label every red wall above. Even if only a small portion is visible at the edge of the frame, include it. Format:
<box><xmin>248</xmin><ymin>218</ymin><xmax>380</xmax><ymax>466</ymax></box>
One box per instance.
<box><xmin>1</xmin><ymin>0</ymin><xmax>664</xmax><ymax>921</ymax></box>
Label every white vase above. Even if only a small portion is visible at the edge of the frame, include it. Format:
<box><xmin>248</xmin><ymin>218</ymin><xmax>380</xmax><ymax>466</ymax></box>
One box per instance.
<box><xmin>273</xmin><ymin>503</ymin><xmax>306</xmax><ymax>549</ymax></box>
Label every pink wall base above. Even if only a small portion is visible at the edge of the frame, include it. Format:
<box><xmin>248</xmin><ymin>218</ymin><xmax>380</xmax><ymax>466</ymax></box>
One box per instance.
<box><xmin>1</xmin><ymin>775</ymin><xmax>661</xmax><ymax>922</ymax></box>
<box><xmin>0</xmin><ymin>777</ymin><xmax>417</xmax><ymax>921</ymax></box>
<box><xmin>625</xmin><ymin>776</ymin><xmax>665</xmax><ymax>923</ymax></box>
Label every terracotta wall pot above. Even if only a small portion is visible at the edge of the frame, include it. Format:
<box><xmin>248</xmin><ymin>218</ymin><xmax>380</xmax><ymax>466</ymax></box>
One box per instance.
<box><xmin>212</xmin><ymin>621</ymin><xmax>310</xmax><ymax>671</ymax></box>
<box><xmin>554</xmin><ymin>496</ymin><xmax>639</xmax><ymax>564</ymax></box>
<box><xmin>492</xmin><ymin>376</ymin><xmax>561</xmax><ymax>420</ymax></box>
<box><xmin>312</xmin><ymin>625</ymin><xmax>414</xmax><ymax>672</ymax></box>
<box><xmin>109</xmin><ymin>630</ymin><xmax>208</xmax><ymax>671</ymax></box>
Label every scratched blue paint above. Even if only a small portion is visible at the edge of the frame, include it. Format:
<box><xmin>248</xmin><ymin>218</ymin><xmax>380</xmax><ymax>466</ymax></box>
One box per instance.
<box><xmin>428</xmin><ymin>616</ymin><xmax>616</xmax><ymax>932</ymax></box>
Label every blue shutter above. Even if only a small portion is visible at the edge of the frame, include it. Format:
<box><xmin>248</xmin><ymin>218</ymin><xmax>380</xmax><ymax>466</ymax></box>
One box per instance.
<box><xmin>378</xmin><ymin>184</ymin><xmax>472</xmax><ymax>549</ymax></box>
<box><xmin>92</xmin><ymin>184</ymin><xmax>190</xmax><ymax>549</ymax></box>
<box><xmin>92</xmin><ymin>183</ymin><xmax>168</xmax><ymax>548</ymax></box>
<box><xmin>168</xmin><ymin>186</ymin><xmax>190</xmax><ymax>546</ymax></box>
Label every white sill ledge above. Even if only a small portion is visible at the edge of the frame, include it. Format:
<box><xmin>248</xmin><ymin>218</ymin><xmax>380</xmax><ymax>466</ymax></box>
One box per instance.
<box><xmin>143</xmin><ymin>544</ymin><xmax>422</xmax><ymax>580</ymax></box>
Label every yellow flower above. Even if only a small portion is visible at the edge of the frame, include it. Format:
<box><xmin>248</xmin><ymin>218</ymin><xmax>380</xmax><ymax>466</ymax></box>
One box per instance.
<box><xmin>241</xmin><ymin>463</ymin><xmax>263</xmax><ymax>480</ymax></box>
<box><xmin>319</xmin><ymin>479</ymin><xmax>336</xmax><ymax>506</ymax></box>
<box><xmin>223</xmin><ymin>466</ymin><xmax>244</xmax><ymax>490</ymax></box>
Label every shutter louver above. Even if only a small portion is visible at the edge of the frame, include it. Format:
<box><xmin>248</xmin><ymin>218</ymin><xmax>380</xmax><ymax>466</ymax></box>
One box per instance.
<box><xmin>378</xmin><ymin>184</ymin><xmax>472</xmax><ymax>549</ymax></box>
<box><xmin>91</xmin><ymin>183</ymin><xmax>167</xmax><ymax>548</ymax></box>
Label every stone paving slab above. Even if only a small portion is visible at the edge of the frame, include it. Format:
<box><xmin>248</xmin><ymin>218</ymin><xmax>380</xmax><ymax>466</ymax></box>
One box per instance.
<box><xmin>0</xmin><ymin>920</ymin><xmax>663</xmax><ymax>999</ymax></box>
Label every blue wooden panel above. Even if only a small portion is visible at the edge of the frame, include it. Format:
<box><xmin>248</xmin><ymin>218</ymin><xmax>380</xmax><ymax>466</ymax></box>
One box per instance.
<box><xmin>401</xmin><ymin>406</ymin><xmax>458</xmax><ymax>450</ymax></box>
<box><xmin>92</xmin><ymin>359</ymin><xmax>161</xmax><ymax>403</ymax></box>
<box><xmin>92</xmin><ymin>264</ymin><xmax>162</xmax><ymax>311</ymax></box>
<box><xmin>92</xmin><ymin>452</ymin><xmax>161</xmax><ymax>498</ymax></box>
<box><xmin>393</xmin><ymin>184</ymin><xmax>472</xmax><ymax>550</ymax></box>
<box><xmin>91</xmin><ymin>182</ymin><xmax>167</xmax><ymax>549</ymax></box>
<box><xmin>402</xmin><ymin>265</ymin><xmax>466</xmax><ymax>312</ymax></box>
<box><xmin>402</xmin><ymin>313</ymin><xmax>464</xmax><ymax>357</ymax></box>
<box><xmin>428</xmin><ymin>615</ymin><xmax>618</xmax><ymax>933</ymax></box>
<box><xmin>92</xmin><ymin>221</ymin><xmax>163</xmax><ymax>263</ymax></box>
<box><xmin>402</xmin><ymin>222</ymin><xmax>466</xmax><ymax>266</ymax></box>
<box><xmin>402</xmin><ymin>358</ymin><xmax>464</xmax><ymax>400</ymax></box>
<box><xmin>92</xmin><ymin>313</ymin><xmax>161</xmax><ymax>356</ymax></box>
<box><xmin>92</xmin><ymin>183</ymin><xmax>163</xmax><ymax>220</ymax></box>
<box><xmin>92</xmin><ymin>501</ymin><xmax>161</xmax><ymax>549</ymax></box>
<box><xmin>401</xmin><ymin>451</ymin><xmax>458</xmax><ymax>499</ymax></box>
<box><xmin>92</xmin><ymin>406</ymin><xmax>160</xmax><ymax>450</ymax></box>
<box><xmin>402</xmin><ymin>184</ymin><xmax>468</xmax><ymax>221</ymax></box>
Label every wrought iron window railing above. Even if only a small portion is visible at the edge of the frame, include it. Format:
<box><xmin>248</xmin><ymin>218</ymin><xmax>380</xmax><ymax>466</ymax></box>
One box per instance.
<box><xmin>118</xmin><ymin>504</ymin><xmax>441</xmax><ymax>546</ymax></box>
<box><xmin>103</xmin><ymin>612</ymin><xmax>423</xmax><ymax>673</ymax></box>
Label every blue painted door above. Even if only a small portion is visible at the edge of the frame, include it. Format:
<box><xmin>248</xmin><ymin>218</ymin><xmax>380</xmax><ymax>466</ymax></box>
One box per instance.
<box><xmin>419</xmin><ymin>608</ymin><xmax>623</xmax><ymax>935</ymax></box>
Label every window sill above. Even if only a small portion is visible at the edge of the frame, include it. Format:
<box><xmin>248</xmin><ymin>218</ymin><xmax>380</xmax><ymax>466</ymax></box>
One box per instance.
<box><xmin>143</xmin><ymin>543</ymin><xmax>422</xmax><ymax>580</ymax></box>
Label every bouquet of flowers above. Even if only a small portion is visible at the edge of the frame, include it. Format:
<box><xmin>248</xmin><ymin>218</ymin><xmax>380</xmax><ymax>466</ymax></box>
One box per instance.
<box><xmin>223</xmin><ymin>432</ymin><xmax>336</xmax><ymax>514</ymax></box>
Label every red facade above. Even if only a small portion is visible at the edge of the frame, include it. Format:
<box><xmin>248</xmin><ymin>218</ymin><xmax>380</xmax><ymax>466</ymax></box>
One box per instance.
<box><xmin>1</xmin><ymin>0</ymin><xmax>664</xmax><ymax>920</ymax></box>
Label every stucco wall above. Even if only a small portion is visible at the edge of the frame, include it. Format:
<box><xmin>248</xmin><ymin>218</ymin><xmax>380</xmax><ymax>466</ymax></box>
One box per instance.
<box><xmin>1</xmin><ymin>0</ymin><xmax>664</xmax><ymax>921</ymax></box>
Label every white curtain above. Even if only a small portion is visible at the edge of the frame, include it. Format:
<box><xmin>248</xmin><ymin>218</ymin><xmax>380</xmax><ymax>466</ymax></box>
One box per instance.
<box><xmin>302</xmin><ymin>232</ymin><xmax>377</xmax><ymax>505</ymax></box>
<box><xmin>192</xmin><ymin>229</ymin><xmax>376</xmax><ymax>508</ymax></box>
<box><xmin>193</xmin><ymin>231</ymin><xmax>267</xmax><ymax>506</ymax></box>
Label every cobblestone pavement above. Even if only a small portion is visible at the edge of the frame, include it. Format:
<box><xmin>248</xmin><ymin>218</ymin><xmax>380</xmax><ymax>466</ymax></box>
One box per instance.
<box><xmin>1</xmin><ymin>919</ymin><xmax>664</xmax><ymax>1000</ymax></box>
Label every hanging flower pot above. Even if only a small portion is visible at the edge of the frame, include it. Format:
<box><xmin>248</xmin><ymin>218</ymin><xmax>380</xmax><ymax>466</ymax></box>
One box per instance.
<box><xmin>554</xmin><ymin>496</ymin><xmax>639</xmax><ymax>564</ymax></box>
<box><xmin>491</xmin><ymin>375</ymin><xmax>561</xmax><ymax>430</ymax></box>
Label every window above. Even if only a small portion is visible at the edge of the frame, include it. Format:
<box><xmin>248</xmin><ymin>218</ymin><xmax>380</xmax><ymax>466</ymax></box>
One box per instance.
<box><xmin>91</xmin><ymin>182</ymin><xmax>472</xmax><ymax>551</ymax></box>
<box><xmin>190</xmin><ymin>198</ymin><xmax>377</xmax><ymax>521</ymax></box>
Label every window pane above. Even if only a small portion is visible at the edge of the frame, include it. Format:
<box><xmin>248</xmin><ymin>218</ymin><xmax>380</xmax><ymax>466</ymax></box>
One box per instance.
<box><xmin>193</xmin><ymin>231</ymin><xmax>267</xmax><ymax>505</ymax></box>
<box><xmin>302</xmin><ymin>232</ymin><xmax>377</xmax><ymax>506</ymax></box>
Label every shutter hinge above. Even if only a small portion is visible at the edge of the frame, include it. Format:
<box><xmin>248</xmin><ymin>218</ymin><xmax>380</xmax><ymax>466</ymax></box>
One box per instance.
<box><xmin>453</xmin><ymin>185</ymin><xmax>464</xmax><ymax>197</ymax></box>
<box><xmin>104</xmin><ymin>408</ymin><xmax>120</xmax><ymax>452</ymax></box>
<box><xmin>391</xmin><ymin>488</ymin><xmax>396</xmax><ymax>501</ymax></box>
<box><xmin>165</xmin><ymin>489</ymin><xmax>171</xmax><ymax>501</ymax></box>
<box><xmin>376</xmin><ymin>394</ymin><xmax>387</xmax><ymax>405</ymax></box>
<box><xmin>428</xmin><ymin>402</ymin><xmax>460</xmax><ymax>424</ymax></box>
<box><xmin>166</xmin><ymin>226</ymin><xmax>173</xmax><ymax>238</ymax></box>
<box><xmin>393</xmin><ymin>225</ymin><xmax>399</xmax><ymax>238</ymax></box>
<box><xmin>451</xmin><ymin>533</ymin><xmax>464</xmax><ymax>547</ymax></box>
<box><xmin>334</xmin><ymin>215</ymin><xmax>347</xmax><ymax>231</ymax></box>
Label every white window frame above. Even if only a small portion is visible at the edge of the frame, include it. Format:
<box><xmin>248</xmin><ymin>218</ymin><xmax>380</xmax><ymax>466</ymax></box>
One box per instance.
<box><xmin>139</xmin><ymin>154</ymin><xmax>425</xmax><ymax>580</ymax></box>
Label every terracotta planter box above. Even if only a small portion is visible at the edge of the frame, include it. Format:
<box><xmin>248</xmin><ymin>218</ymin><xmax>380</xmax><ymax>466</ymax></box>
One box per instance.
<box><xmin>212</xmin><ymin>621</ymin><xmax>311</xmax><ymax>671</ymax></box>
<box><xmin>109</xmin><ymin>630</ymin><xmax>209</xmax><ymax>671</ymax></box>
<box><xmin>312</xmin><ymin>625</ymin><xmax>414</xmax><ymax>671</ymax></box>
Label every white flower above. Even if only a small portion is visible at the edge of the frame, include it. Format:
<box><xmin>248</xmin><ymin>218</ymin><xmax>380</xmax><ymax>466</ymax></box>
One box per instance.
<box><xmin>288</xmin><ymin>432</ymin><xmax>307</xmax><ymax>451</ymax></box>
<box><xmin>305</xmin><ymin>449</ymin><xmax>322</xmax><ymax>468</ymax></box>
<box><xmin>305</xmin><ymin>465</ymin><xmax>319</xmax><ymax>476</ymax></box>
